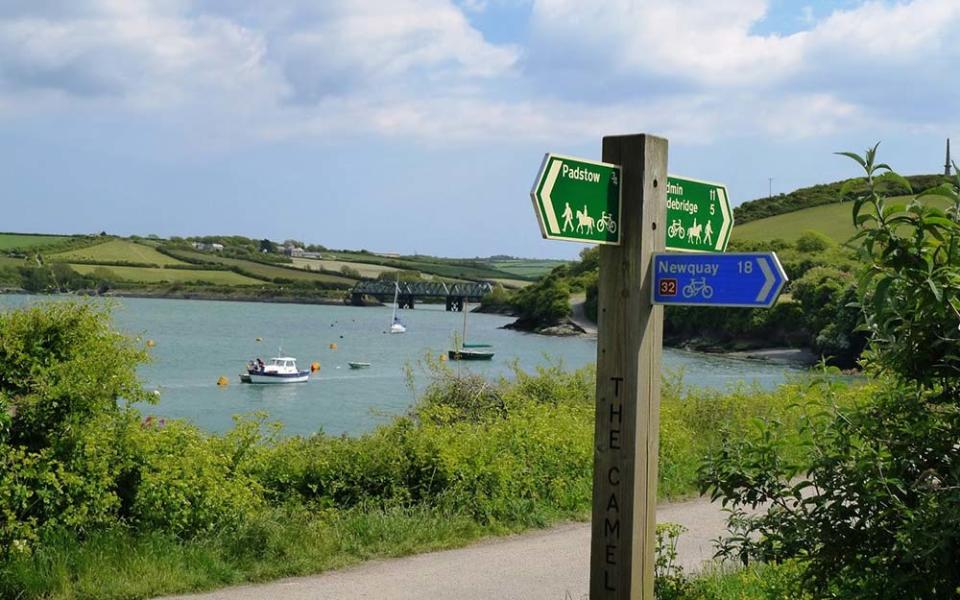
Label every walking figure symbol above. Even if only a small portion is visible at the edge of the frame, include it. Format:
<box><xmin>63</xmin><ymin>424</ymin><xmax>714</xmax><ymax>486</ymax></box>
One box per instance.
<box><xmin>562</xmin><ymin>202</ymin><xmax>574</xmax><ymax>232</ymax></box>
<box><xmin>704</xmin><ymin>220</ymin><xmax>714</xmax><ymax>245</ymax></box>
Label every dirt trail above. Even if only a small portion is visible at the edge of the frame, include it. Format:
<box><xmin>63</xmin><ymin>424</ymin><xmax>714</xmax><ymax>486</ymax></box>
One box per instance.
<box><xmin>568</xmin><ymin>294</ymin><xmax>597</xmax><ymax>336</ymax></box>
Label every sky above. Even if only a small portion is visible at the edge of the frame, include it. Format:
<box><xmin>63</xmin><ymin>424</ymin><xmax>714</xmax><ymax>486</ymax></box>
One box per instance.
<box><xmin>1</xmin><ymin>0</ymin><xmax>958</xmax><ymax>259</ymax></box>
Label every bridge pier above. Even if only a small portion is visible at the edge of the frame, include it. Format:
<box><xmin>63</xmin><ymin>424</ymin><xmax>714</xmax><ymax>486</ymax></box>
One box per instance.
<box><xmin>399</xmin><ymin>294</ymin><xmax>415</xmax><ymax>309</ymax></box>
<box><xmin>350</xmin><ymin>293</ymin><xmax>364</xmax><ymax>306</ymax></box>
<box><xmin>446</xmin><ymin>296</ymin><xmax>465</xmax><ymax>311</ymax></box>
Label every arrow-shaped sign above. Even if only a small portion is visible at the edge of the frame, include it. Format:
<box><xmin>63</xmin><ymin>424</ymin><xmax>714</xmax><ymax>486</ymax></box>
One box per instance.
<box><xmin>665</xmin><ymin>175</ymin><xmax>733</xmax><ymax>253</ymax></box>
<box><xmin>531</xmin><ymin>153</ymin><xmax>622</xmax><ymax>245</ymax></box>
<box><xmin>651</xmin><ymin>252</ymin><xmax>787</xmax><ymax>307</ymax></box>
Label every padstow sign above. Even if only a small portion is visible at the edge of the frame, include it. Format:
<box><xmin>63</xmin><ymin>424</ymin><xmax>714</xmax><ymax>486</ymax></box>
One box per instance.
<box><xmin>530</xmin><ymin>153</ymin><xmax>622</xmax><ymax>245</ymax></box>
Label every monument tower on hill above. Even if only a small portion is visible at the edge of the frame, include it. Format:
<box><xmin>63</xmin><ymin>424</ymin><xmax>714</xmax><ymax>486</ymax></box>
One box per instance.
<box><xmin>946</xmin><ymin>138</ymin><xmax>952</xmax><ymax>177</ymax></box>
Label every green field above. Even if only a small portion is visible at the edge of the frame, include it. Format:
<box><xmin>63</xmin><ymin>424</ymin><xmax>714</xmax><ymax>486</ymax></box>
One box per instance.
<box><xmin>0</xmin><ymin>233</ymin><xmax>74</xmax><ymax>250</ymax></box>
<box><xmin>70</xmin><ymin>264</ymin><xmax>263</xmax><ymax>285</ymax></box>
<box><xmin>166</xmin><ymin>249</ymin><xmax>356</xmax><ymax>285</ymax></box>
<box><xmin>0</xmin><ymin>256</ymin><xmax>27</xmax><ymax>268</ymax></box>
<box><xmin>327</xmin><ymin>252</ymin><xmax>534</xmax><ymax>282</ymax></box>
<box><xmin>291</xmin><ymin>257</ymin><xmax>401</xmax><ymax>278</ymax></box>
<box><xmin>733</xmin><ymin>195</ymin><xmax>953</xmax><ymax>243</ymax></box>
<box><xmin>489</xmin><ymin>259</ymin><xmax>567</xmax><ymax>278</ymax></box>
<box><xmin>489</xmin><ymin>278</ymin><xmax>531</xmax><ymax>289</ymax></box>
<box><xmin>52</xmin><ymin>240</ymin><xmax>188</xmax><ymax>266</ymax></box>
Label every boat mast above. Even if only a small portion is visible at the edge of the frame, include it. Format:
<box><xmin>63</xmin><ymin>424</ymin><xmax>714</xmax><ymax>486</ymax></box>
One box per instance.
<box><xmin>461</xmin><ymin>297</ymin><xmax>468</xmax><ymax>348</ymax></box>
<box><xmin>392</xmin><ymin>276</ymin><xmax>399</xmax><ymax>323</ymax></box>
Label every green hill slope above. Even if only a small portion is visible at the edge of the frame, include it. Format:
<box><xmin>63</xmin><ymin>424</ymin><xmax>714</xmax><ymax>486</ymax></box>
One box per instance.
<box><xmin>51</xmin><ymin>239</ymin><xmax>188</xmax><ymax>266</ymax></box>
<box><xmin>733</xmin><ymin>194</ymin><xmax>953</xmax><ymax>244</ymax></box>
<box><xmin>734</xmin><ymin>174</ymin><xmax>944</xmax><ymax>225</ymax></box>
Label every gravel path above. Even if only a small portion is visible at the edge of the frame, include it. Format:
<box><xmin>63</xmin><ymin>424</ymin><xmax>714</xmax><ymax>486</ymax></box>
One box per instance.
<box><xmin>568</xmin><ymin>295</ymin><xmax>597</xmax><ymax>336</ymax></box>
<box><xmin>158</xmin><ymin>496</ymin><xmax>731</xmax><ymax>600</ymax></box>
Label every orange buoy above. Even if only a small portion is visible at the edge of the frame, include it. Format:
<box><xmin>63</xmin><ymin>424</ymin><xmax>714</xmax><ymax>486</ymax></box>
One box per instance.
<box><xmin>146</xmin><ymin>339</ymin><xmax>156</xmax><ymax>348</ymax></box>
<box><xmin>217</xmin><ymin>376</ymin><xmax>229</xmax><ymax>386</ymax></box>
<box><xmin>329</xmin><ymin>343</ymin><xmax>337</xmax><ymax>350</ymax></box>
<box><xmin>310</xmin><ymin>361</ymin><xmax>320</xmax><ymax>372</ymax></box>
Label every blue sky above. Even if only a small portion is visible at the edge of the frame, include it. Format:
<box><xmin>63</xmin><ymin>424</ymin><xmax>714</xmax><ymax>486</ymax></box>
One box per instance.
<box><xmin>1</xmin><ymin>0</ymin><xmax>958</xmax><ymax>259</ymax></box>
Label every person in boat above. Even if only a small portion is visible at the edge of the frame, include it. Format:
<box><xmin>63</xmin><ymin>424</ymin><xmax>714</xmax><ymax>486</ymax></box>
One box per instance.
<box><xmin>256</xmin><ymin>358</ymin><xmax>264</xmax><ymax>371</ymax></box>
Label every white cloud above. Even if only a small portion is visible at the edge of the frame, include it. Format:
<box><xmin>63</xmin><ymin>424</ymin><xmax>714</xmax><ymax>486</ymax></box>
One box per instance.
<box><xmin>0</xmin><ymin>2</ymin><xmax>282</xmax><ymax>113</ymax></box>
<box><xmin>524</xmin><ymin>0</ymin><xmax>960</xmax><ymax>139</ymax></box>
<box><xmin>273</xmin><ymin>0</ymin><xmax>519</xmax><ymax>104</ymax></box>
<box><xmin>0</xmin><ymin>0</ymin><xmax>957</xmax><ymax>147</ymax></box>
<box><xmin>529</xmin><ymin>0</ymin><xmax>806</xmax><ymax>88</ymax></box>
<box><xmin>811</xmin><ymin>0</ymin><xmax>960</xmax><ymax>60</ymax></box>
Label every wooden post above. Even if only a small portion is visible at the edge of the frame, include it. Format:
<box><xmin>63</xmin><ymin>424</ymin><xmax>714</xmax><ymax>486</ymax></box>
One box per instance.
<box><xmin>589</xmin><ymin>134</ymin><xmax>667</xmax><ymax>599</ymax></box>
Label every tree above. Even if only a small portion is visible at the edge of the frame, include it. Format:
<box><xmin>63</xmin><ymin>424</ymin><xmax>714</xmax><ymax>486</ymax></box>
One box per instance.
<box><xmin>18</xmin><ymin>266</ymin><xmax>52</xmax><ymax>293</ymax></box>
<box><xmin>340</xmin><ymin>265</ymin><xmax>362</xmax><ymax>279</ymax></box>
<box><xmin>259</xmin><ymin>239</ymin><xmax>277</xmax><ymax>253</ymax></box>
<box><xmin>794</xmin><ymin>230</ymin><xmax>834</xmax><ymax>253</ymax></box>
<box><xmin>511</xmin><ymin>275</ymin><xmax>571</xmax><ymax>326</ymax></box>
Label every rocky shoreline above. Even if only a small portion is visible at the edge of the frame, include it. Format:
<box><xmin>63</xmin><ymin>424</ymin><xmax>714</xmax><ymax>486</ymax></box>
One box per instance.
<box><xmin>503</xmin><ymin>315</ymin><xmax>819</xmax><ymax>366</ymax></box>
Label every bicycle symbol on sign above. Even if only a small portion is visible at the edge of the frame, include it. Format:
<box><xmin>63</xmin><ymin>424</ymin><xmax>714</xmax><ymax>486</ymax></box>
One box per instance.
<box><xmin>682</xmin><ymin>277</ymin><xmax>714</xmax><ymax>299</ymax></box>
<box><xmin>596</xmin><ymin>211</ymin><xmax>617</xmax><ymax>234</ymax></box>
<box><xmin>667</xmin><ymin>219</ymin><xmax>685</xmax><ymax>239</ymax></box>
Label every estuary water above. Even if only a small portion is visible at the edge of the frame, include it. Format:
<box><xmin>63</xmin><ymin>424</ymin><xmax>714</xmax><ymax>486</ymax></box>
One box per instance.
<box><xmin>1</xmin><ymin>295</ymin><xmax>804</xmax><ymax>436</ymax></box>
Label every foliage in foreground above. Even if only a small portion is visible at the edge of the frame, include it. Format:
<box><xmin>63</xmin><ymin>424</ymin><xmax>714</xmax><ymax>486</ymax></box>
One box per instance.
<box><xmin>699</xmin><ymin>145</ymin><xmax>960</xmax><ymax>599</ymax></box>
<box><xmin>0</xmin><ymin>300</ymin><xmax>860</xmax><ymax>599</ymax></box>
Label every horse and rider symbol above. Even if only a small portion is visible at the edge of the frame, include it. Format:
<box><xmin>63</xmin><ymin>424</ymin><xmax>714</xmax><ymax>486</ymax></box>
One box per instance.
<box><xmin>561</xmin><ymin>202</ymin><xmax>616</xmax><ymax>235</ymax></box>
<box><xmin>667</xmin><ymin>218</ymin><xmax>714</xmax><ymax>246</ymax></box>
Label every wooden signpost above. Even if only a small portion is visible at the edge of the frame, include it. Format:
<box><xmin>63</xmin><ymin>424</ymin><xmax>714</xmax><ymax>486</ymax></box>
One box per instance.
<box><xmin>530</xmin><ymin>133</ymin><xmax>780</xmax><ymax>599</ymax></box>
<box><xmin>590</xmin><ymin>134</ymin><xmax>666</xmax><ymax>599</ymax></box>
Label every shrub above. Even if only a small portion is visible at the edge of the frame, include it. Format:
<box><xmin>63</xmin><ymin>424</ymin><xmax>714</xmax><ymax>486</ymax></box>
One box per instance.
<box><xmin>0</xmin><ymin>303</ymin><xmax>150</xmax><ymax>555</ymax></box>
<box><xmin>126</xmin><ymin>420</ymin><xmax>265</xmax><ymax>536</ymax></box>
<box><xmin>700</xmin><ymin>145</ymin><xmax>960</xmax><ymax>599</ymax></box>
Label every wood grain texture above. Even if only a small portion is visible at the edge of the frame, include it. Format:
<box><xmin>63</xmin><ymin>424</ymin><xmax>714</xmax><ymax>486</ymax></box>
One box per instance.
<box><xmin>589</xmin><ymin>134</ymin><xmax>667</xmax><ymax>599</ymax></box>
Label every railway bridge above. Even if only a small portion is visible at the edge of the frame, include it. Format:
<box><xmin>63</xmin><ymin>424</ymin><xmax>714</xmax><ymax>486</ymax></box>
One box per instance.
<box><xmin>349</xmin><ymin>280</ymin><xmax>494</xmax><ymax>311</ymax></box>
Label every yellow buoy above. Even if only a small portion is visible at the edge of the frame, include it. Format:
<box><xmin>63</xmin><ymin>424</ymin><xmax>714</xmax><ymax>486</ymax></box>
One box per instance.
<box><xmin>217</xmin><ymin>376</ymin><xmax>229</xmax><ymax>386</ymax></box>
<box><xmin>311</xmin><ymin>361</ymin><xmax>320</xmax><ymax>373</ymax></box>
<box><xmin>440</xmin><ymin>354</ymin><xmax>448</xmax><ymax>362</ymax></box>
<box><xmin>329</xmin><ymin>343</ymin><xmax>337</xmax><ymax>350</ymax></box>
<box><xmin>255</xmin><ymin>337</ymin><xmax>263</xmax><ymax>342</ymax></box>
<box><xmin>146</xmin><ymin>339</ymin><xmax>156</xmax><ymax>348</ymax></box>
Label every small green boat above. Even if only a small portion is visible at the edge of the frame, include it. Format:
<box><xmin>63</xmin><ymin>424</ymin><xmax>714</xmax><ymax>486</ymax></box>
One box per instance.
<box><xmin>348</xmin><ymin>361</ymin><xmax>371</xmax><ymax>369</ymax></box>
<box><xmin>448</xmin><ymin>302</ymin><xmax>494</xmax><ymax>360</ymax></box>
<box><xmin>448</xmin><ymin>349</ymin><xmax>494</xmax><ymax>361</ymax></box>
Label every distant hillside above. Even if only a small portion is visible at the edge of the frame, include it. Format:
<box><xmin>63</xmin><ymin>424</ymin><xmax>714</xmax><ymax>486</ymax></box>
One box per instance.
<box><xmin>734</xmin><ymin>173</ymin><xmax>944</xmax><ymax>224</ymax></box>
<box><xmin>733</xmin><ymin>193</ymin><xmax>953</xmax><ymax>244</ymax></box>
<box><xmin>0</xmin><ymin>232</ymin><xmax>562</xmax><ymax>302</ymax></box>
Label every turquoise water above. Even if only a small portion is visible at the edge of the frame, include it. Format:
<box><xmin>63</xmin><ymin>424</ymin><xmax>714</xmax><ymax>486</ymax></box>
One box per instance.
<box><xmin>0</xmin><ymin>295</ymin><xmax>803</xmax><ymax>436</ymax></box>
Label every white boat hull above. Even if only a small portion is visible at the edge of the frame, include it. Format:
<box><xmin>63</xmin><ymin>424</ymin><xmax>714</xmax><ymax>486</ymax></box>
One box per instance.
<box><xmin>241</xmin><ymin>370</ymin><xmax>310</xmax><ymax>384</ymax></box>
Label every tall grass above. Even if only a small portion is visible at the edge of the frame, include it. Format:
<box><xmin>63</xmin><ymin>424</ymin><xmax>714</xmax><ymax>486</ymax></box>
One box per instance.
<box><xmin>0</xmin><ymin>362</ymin><xmax>865</xmax><ymax>599</ymax></box>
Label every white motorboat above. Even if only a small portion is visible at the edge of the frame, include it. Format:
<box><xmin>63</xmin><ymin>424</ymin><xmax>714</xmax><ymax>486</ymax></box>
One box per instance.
<box><xmin>240</xmin><ymin>356</ymin><xmax>310</xmax><ymax>384</ymax></box>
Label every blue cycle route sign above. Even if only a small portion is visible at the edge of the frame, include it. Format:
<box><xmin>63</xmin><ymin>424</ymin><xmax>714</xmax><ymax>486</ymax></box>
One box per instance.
<box><xmin>651</xmin><ymin>252</ymin><xmax>788</xmax><ymax>308</ymax></box>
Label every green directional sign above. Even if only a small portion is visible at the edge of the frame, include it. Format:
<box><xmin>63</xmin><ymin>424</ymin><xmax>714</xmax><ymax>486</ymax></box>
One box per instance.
<box><xmin>665</xmin><ymin>175</ymin><xmax>733</xmax><ymax>253</ymax></box>
<box><xmin>531</xmin><ymin>153</ymin><xmax>621</xmax><ymax>245</ymax></box>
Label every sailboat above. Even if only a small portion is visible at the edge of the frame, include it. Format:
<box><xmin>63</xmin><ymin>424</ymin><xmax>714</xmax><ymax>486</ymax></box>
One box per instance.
<box><xmin>448</xmin><ymin>299</ymin><xmax>493</xmax><ymax>360</ymax></box>
<box><xmin>389</xmin><ymin>279</ymin><xmax>406</xmax><ymax>334</ymax></box>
